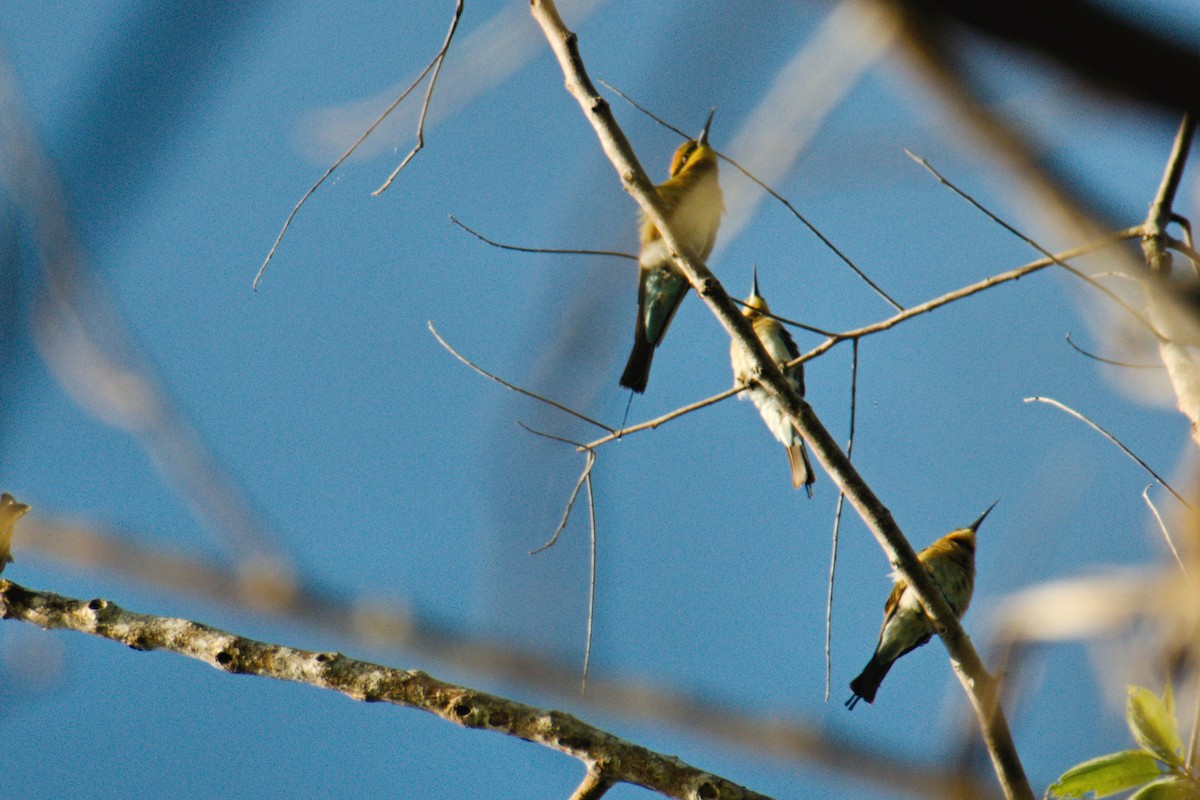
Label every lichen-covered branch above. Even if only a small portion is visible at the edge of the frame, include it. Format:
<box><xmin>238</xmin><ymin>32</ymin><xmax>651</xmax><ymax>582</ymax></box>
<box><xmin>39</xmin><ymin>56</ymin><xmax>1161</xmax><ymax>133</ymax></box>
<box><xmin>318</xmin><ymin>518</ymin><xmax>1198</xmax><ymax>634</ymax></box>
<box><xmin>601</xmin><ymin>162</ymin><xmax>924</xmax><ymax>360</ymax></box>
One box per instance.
<box><xmin>0</xmin><ymin>580</ymin><xmax>770</xmax><ymax>800</ymax></box>
<box><xmin>529</xmin><ymin>2</ymin><xmax>1032</xmax><ymax>798</ymax></box>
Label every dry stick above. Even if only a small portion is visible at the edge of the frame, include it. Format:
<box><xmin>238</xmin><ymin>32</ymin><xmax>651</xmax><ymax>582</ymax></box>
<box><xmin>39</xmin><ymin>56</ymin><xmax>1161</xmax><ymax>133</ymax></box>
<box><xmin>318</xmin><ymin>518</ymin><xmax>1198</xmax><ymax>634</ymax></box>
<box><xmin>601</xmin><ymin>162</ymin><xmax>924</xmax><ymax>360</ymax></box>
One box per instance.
<box><xmin>0</xmin><ymin>580</ymin><xmax>770</xmax><ymax>800</ymax></box>
<box><xmin>1063</xmin><ymin>333</ymin><xmax>1162</xmax><ymax>369</ymax></box>
<box><xmin>824</xmin><ymin>339</ymin><xmax>859</xmax><ymax>702</ymax></box>
<box><xmin>598</xmin><ymin>79</ymin><xmax>904</xmax><ymax>313</ymax></box>
<box><xmin>1140</xmin><ymin>486</ymin><xmax>1189</xmax><ymax>579</ymax></box>
<box><xmin>904</xmin><ymin>150</ymin><xmax>1164</xmax><ymax>340</ymax></box>
<box><xmin>449</xmin><ymin>215</ymin><xmax>637</xmax><ymax>260</ymax></box>
<box><xmin>1024</xmin><ymin>397</ymin><xmax>1193</xmax><ymax>511</ymax></box>
<box><xmin>429</xmin><ymin>321</ymin><xmax>614</xmax><ymax>433</ymax></box>
<box><xmin>253</xmin><ymin>0</ymin><xmax>464</xmax><ymax>290</ymax></box>
<box><xmin>580</xmin><ymin>230</ymin><xmax>1141</xmax><ymax>453</ymax></box>
<box><xmin>582</xmin><ymin>464</ymin><xmax>597</xmax><ymax>694</ymax></box>
<box><xmin>530</xmin><ymin>449</ymin><xmax>595</xmax><ymax>554</ymax></box>
<box><xmin>373</xmin><ymin>0</ymin><xmax>464</xmax><ymax>196</ymax></box>
<box><xmin>529</xmin><ymin>3</ymin><xmax>1033</xmax><ymax>798</ymax></box>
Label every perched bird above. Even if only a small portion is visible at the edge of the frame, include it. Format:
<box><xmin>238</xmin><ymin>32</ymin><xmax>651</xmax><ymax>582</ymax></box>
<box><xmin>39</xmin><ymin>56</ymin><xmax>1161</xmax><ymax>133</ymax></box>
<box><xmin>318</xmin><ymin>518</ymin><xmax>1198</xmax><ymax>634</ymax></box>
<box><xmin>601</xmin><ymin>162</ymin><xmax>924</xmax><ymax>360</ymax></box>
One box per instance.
<box><xmin>620</xmin><ymin>110</ymin><xmax>724</xmax><ymax>393</ymax></box>
<box><xmin>845</xmin><ymin>501</ymin><xmax>997</xmax><ymax>710</ymax></box>
<box><xmin>730</xmin><ymin>270</ymin><xmax>815</xmax><ymax>495</ymax></box>
<box><xmin>0</xmin><ymin>492</ymin><xmax>30</xmax><ymax>574</ymax></box>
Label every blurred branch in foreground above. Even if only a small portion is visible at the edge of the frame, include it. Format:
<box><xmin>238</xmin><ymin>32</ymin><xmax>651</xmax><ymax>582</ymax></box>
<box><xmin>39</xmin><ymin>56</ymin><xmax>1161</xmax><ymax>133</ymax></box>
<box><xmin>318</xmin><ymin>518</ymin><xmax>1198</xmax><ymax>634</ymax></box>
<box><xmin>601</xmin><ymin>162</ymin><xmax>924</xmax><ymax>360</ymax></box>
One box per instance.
<box><xmin>13</xmin><ymin>516</ymin><xmax>998</xmax><ymax>800</ymax></box>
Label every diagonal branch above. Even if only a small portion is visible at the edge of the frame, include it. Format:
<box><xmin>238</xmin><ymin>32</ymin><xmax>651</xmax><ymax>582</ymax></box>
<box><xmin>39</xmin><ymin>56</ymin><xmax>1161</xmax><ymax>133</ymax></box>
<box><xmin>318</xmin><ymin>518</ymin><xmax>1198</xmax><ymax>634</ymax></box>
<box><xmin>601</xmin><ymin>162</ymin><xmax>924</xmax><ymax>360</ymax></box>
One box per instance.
<box><xmin>0</xmin><ymin>580</ymin><xmax>770</xmax><ymax>800</ymax></box>
<box><xmin>529</xmin><ymin>3</ymin><xmax>1032</xmax><ymax>797</ymax></box>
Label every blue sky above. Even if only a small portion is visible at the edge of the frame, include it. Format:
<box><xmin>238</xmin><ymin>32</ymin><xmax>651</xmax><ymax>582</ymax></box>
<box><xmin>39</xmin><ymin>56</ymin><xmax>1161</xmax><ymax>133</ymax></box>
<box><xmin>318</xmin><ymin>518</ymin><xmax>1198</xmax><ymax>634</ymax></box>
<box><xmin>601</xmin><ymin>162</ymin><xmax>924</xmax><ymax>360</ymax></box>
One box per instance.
<box><xmin>1</xmin><ymin>1</ymin><xmax>1196</xmax><ymax>797</ymax></box>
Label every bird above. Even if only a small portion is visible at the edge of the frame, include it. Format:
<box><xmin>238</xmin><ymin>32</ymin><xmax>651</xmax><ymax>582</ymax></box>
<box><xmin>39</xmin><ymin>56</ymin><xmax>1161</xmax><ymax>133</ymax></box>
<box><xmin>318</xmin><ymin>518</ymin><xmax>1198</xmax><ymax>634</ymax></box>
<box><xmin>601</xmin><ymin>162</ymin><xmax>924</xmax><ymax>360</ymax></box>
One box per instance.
<box><xmin>0</xmin><ymin>492</ymin><xmax>31</xmax><ymax>574</ymax></box>
<box><xmin>845</xmin><ymin>501</ymin><xmax>998</xmax><ymax>710</ymax></box>
<box><xmin>620</xmin><ymin>109</ymin><xmax>724</xmax><ymax>393</ymax></box>
<box><xmin>730</xmin><ymin>269</ymin><xmax>815</xmax><ymax>495</ymax></box>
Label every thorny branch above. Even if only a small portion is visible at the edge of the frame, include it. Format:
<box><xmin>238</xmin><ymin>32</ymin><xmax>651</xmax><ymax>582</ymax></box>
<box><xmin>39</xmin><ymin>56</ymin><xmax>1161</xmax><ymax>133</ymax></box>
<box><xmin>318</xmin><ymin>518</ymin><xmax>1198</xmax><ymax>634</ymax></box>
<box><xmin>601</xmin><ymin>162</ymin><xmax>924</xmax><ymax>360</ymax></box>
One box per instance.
<box><xmin>529</xmin><ymin>2</ymin><xmax>1033</xmax><ymax>798</ymax></box>
<box><xmin>0</xmin><ymin>580</ymin><xmax>769</xmax><ymax>800</ymax></box>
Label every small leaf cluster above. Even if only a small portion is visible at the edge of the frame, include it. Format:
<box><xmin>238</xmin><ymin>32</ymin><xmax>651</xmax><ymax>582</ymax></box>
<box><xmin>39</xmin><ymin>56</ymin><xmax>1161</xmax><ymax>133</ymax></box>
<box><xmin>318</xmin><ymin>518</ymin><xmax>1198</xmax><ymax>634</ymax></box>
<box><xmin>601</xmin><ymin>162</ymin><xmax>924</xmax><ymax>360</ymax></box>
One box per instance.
<box><xmin>1047</xmin><ymin>684</ymin><xmax>1198</xmax><ymax>800</ymax></box>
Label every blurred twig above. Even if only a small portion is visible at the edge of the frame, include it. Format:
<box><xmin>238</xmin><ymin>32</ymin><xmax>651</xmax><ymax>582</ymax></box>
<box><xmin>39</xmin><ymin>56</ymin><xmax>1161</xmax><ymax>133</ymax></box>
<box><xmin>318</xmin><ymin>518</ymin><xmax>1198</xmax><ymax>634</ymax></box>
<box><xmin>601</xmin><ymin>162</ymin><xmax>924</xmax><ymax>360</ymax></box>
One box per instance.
<box><xmin>0</xmin><ymin>45</ymin><xmax>295</xmax><ymax>591</ymax></box>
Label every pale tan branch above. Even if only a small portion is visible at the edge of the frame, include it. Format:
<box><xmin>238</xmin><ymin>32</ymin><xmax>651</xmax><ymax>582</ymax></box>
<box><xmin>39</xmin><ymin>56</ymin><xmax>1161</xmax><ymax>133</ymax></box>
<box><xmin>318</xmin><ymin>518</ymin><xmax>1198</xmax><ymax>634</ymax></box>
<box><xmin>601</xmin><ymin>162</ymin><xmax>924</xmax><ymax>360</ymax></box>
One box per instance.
<box><xmin>529</xmin><ymin>3</ymin><xmax>1031</xmax><ymax>797</ymax></box>
<box><xmin>372</xmin><ymin>0</ymin><xmax>464</xmax><ymax>195</ymax></box>
<box><xmin>450</xmin><ymin>215</ymin><xmax>637</xmax><ymax>260</ymax></box>
<box><xmin>0</xmin><ymin>580</ymin><xmax>769</xmax><ymax>800</ymax></box>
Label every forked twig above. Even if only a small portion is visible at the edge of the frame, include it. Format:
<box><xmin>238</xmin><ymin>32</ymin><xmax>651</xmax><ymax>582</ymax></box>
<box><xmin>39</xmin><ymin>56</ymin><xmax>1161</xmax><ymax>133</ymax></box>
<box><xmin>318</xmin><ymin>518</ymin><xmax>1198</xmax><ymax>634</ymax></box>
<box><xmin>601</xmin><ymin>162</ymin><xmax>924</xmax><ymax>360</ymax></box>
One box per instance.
<box><xmin>600</xmin><ymin>79</ymin><xmax>904</xmax><ymax>312</ymax></box>
<box><xmin>373</xmin><ymin>1</ymin><xmax>465</xmax><ymax>196</ymax></box>
<box><xmin>429</xmin><ymin>321</ymin><xmax>613</xmax><ymax>433</ymax></box>
<box><xmin>1025</xmin><ymin>396</ymin><xmax>1192</xmax><ymax>510</ymax></box>
<box><xmin>254</xmin><ymin>1</ymin><xmax>464</xmax><ymax>289</ymax></box>
<box><xmin>1141</xmin><ymin>486</ymin><xmax>1189</xmax><ymax>578</ymax></box>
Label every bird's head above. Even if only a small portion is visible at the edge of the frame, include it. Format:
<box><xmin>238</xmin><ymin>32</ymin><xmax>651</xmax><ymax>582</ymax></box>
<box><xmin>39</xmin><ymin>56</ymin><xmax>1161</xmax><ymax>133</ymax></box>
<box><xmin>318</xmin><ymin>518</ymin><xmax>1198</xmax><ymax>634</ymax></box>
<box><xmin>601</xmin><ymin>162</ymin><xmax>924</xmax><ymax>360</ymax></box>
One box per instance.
<box><xmin>0</xmin><ymin>493</ymin><xmax>29</xmax><ymax>523</ymax></box>
<box><xmin>668</xmin><ymin>108</ymin><xmax>718</xmax><ymax>178</ymax></box>
<box><xmin>742</xmin><ymin>266</ymin><xmax>771</xmax><ymax>318</ymax></box>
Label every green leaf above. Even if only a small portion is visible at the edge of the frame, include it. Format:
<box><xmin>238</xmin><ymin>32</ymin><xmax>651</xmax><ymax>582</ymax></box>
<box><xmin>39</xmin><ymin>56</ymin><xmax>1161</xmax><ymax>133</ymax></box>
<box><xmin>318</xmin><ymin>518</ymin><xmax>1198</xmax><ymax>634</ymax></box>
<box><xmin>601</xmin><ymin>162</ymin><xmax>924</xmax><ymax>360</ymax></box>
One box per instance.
<box><xmin>1127</xmin><ymin>776</ymin><xmax>1197</xmax><ymax>800</ymax></box>
<box><xmin>1162</xmin><ymin>681</ymin><xmax>1175</xmax><ymax>719</ymax></box>
<box><xmin>1128</xmin><ymin>686</ymin><xmax>1185</xmax><ymax>767</ymax></box>
<box><xmin>1045</xmin><ymin>750</ymin><xmax>1164</xmax><ymax>799</ymax></box>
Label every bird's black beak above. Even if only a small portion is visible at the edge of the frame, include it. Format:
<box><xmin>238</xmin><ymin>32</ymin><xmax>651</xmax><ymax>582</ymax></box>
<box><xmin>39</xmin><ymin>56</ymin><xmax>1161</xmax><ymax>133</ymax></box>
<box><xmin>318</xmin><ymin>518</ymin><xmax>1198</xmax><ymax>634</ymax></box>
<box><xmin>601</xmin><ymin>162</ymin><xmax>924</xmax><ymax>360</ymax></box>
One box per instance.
<box><xmin>969</xmin><ymin>500</ymin><xmax>1000</xmax><ymax>532</ymax></box>
<box><xmin>698</xmin><ymin>108</ymin><xmax>716</xmax><ymax>146</ymax></box>
<box><xmin>751</xmin><ymin>265</ymin><xmax>760</xmax><ymax>299</ymax></box>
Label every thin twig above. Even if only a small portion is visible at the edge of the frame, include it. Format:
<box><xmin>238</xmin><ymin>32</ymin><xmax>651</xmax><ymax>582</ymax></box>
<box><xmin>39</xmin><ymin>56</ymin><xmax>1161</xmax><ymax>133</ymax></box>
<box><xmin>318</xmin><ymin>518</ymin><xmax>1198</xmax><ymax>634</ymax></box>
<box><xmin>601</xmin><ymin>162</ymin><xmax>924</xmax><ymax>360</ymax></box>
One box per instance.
<box><xmin>530</xmin><ymin>451</ymin><xmax>594</xmax><ymax>554</ymax></box>
<box><xmin>531</xmin><ymin>4</ymin><xmax>1031</xmax><ymax>797</ymax></box>
<box><xmin>1141</xmin><ymin>486</ymin><xmax>1189</xmax><ymax>578</ymax></box>
<box><xmin>0</xmin><ymin>580</ymin><xmax>772</xmax><ymax>800</ymax></box>
<box><xmin>373</xmin><ymin>1</ymin><xmax>464</xmax><ymax>195</ymax></box>
<box><xmin>582</xmin><ymin>385</ymin><xmax>746</xmax><ymax>451</ymax></box>
<box><xmin>253</xmin><ymin>1</ymin><xmax>463</xmax><ymax>289</ymax></box>
<box><xmin>569</xmin><ymin>766</ymin><xmax>614</xmax><ymax>800</ymax></box>
<box><xmin>1025</xmin><ymin>397</ymin><xmax>1193</xmax><ymax>511</ymax></box>
<box><xmin>904</xmin><ymin>150</ymin><xmax>1164</xmax><ymax>339</ymax></box>
<box><xmin>429</xmin><ymin>321</ymin><xmax>614</xmax><ymax>433</ymax></box>
<box><xmin>825</xmin><ymin>339</ymin><xmax>858</xmax><ymax>701</ymax></box>
<box><xmin>599</xmin><ymin>79</ymin><xmax>904</xmax><ymax>313</ymax></box>
<box><xmin>582</xmin><ymin>460</ymin><xmax>597</xmax><ymax>694</ymax></box>
<box><xmin>449</xmin><ymin>215</ymin><xmax>637</xmax><ymax>260</ymax></box>
<box><xmin>1064</xmin><ymin>333</ymin><xmax>1161</xmax><ymax>369</ymax></box>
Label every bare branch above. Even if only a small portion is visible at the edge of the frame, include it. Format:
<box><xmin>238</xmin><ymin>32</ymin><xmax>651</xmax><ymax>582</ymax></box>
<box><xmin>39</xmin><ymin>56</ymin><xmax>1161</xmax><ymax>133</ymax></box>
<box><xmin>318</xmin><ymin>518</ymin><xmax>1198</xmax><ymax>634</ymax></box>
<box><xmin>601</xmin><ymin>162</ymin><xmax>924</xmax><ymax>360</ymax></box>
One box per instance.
<box><xmin>1025</xmin><ymin>396</ymin><xmax>1192</xmax><ymax>511</ymax></box>
<box><xmin>429</xmin><ymin>321</ymin><xmax>614</xmax><ymax>433</ymax></box>
<box><xmin>529</xmin><ymin>3</ymin><xmax>1032</xmax><ymax>797</ymax></box>
<box><xmin>0</xmin><ymin>580</ymin><xmax>770</xmax><ymax>800</ymax></box>
<box><xmin>1142</xmin><ymin>114</ymin><xmax>1196</xmax><ymax>275</ymax></box>
<box><xmin>254</xmin><ymin>1</ymin><xmax>463</xmax><ymax>289</ymax></box>
<box><xmin>569</xmin><ymin>766</ymin><xmax>614</xmax><ymax>800</ymax></box>
<box><xmin>449</xmin><ymin>214</ymin><xmax>637</xmax><ymax>260</ymax></box>
<box><xmin>583</xmin><ymin>464</ymin><xmax>597</xmax><ymax>694</ymax></box>
<box><xmin>531</xmin><ymin>451</ymin><xmax>595</xmax><ymax>554</ymax></box>
<box><xmin>372</xmin><ymin>1</ymin><xmax>464</xmax><ymax>196</ymax></box>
